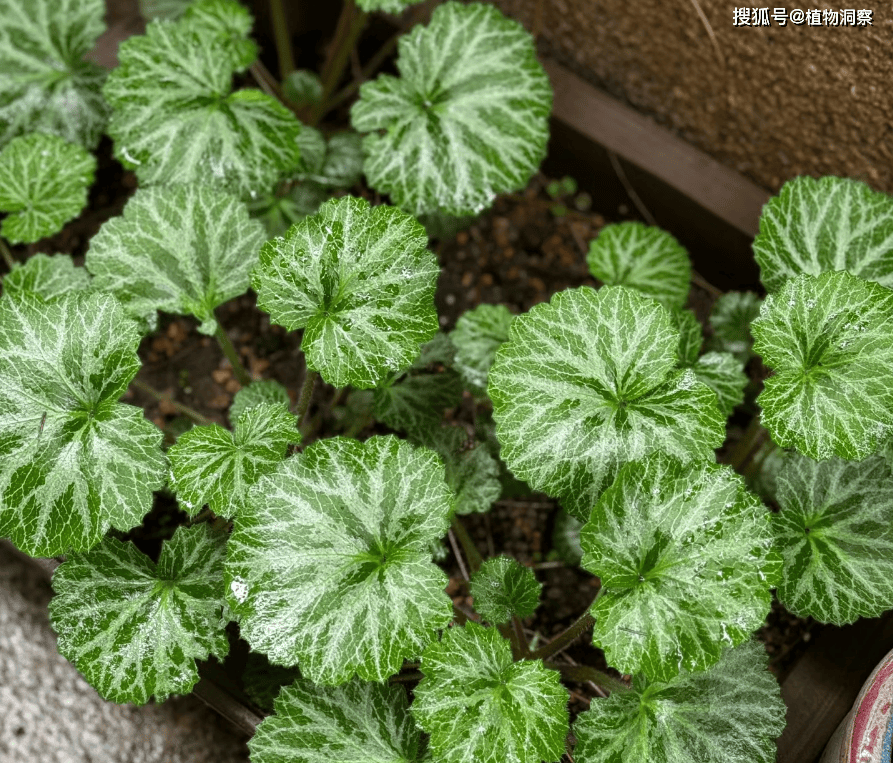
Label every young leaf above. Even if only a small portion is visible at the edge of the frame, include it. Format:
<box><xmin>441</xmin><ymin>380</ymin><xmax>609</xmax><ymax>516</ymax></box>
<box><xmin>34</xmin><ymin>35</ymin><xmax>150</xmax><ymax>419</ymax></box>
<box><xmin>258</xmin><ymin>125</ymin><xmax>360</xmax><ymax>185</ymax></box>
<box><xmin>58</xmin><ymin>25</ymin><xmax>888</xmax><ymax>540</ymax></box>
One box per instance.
<box><xmin>753</xmin><ymin>176</ymin><xmax>893</xmax><ymax>293</ymax></box>
<box><xmin>689</xmin><ymin>352</ymin><xmax>748</xmax><ymax>418</ymax></box>
<box><xmin>773</xmin><ymin>453</ymin><xmax>893</xmax><ymax>624</ymax></box>
<box><xmin>86</xmin><ymin>183</ymin><xmax>266</xmax><ymax>335</ymax></box>
<box><xmin>752</xmin><ymin>270</ymin><xmax>893</xmax><ymax>461</ymax></box>
<box><xmin>230</xmin><ymin>379</ymin><xmax>291</xmax><ymax>423</ymax></box>
<box><xmin>2</xmin><ymin>253</ymin><xmax>90</xmax><ymax>303</ymax></box>
<box><xmin>169</xmin><ymin>402</ymin><xmax>300</xmax><ymax>518</ymax></box>
<box><xmin>488</xmin><ymin>286</ymin><xmax>725</xmax><ymax>521</ymax></box>
<box><xmin>294</xmin><ymin>131</ymin><xmax>364</xmax><ymax>190</ymax></box>
<box><xmin>0</xmin><ymin>133</ymin><xmax>96</xmax><ymax>244</ymax></box>
<box><xmin>252</xmin><ymin>196</ymin><xmax>439</xmax><ymax>389</ymax></box>
<box><xmin>350</xmin><ymin>2</ymin><xmax>552</xmax><ymax>216</ymax></box>
<box><xmin>450</xmin><ymin>304</ymin><xmax>514</xmax><ymax>396</ymax></box>
<box><xmin>225</xmin><ymin>435</ymin><xmax>453</xmax><ymax>685</ymax></box>
<box><xmin>49</xmin><ymin>524</ymin><xmax>229</xmax><ymax>704</ymax></box>
<box><xmin>580</xmin><ymin>454</ymin><xmax>776</xmax><ymax>682</ymax></box>
<box><xmin>586</xmin><ymin>222</ymin><xmax>691</xmax><ymax>310</ymax></box>
<box><xmin>283</xmin><ymin>70</ymin><xmax>323</xmax><ymax>107</ymax></box>
<box><xmin>249</xmin><ymin>678</ymin><xmax>425</xmax><ymax>763</ymax></box>
<box><xmin>573</xmin><ymin>641</ymin><xmax>785</xmax><ymax>763</ymax></box>
<box><xmin>412</xmin><ymin>621</ymin><xmax>569</xmax><ymax>763</ymax></box>
<box><xmin>470</xmin><ymin>556</ymin><xmax>541</xmax><ymax>624</ymax></box>
<box><xmin>356</xmin><ymin>0</ymin><xmax>423</xmax><ymax>14</ymax></box>
<box><xmin>671</xmin><ymin>308</ymin><xmax>702</xmax><ymax>366</ymax></box>
<box><xmin>181</xmin><ymin>0</ymin><xmax>257</xmax><ymax>71</ymax></box>
<box><xmin>0</xmin><ymin>292</ymin><xmax>166</xmax><ymax>556</ymax></box>
<box><xmin>373</xmin><ymin>371</ymin><xmax>462</xmax><ymax>433</ymax></box>
<box><xmin>103</xmin><ymin>19</ymin><xmax>301</xmax><ymax>200</ymax></box>
<box><xmin>708</xmin><ymin>291</ymin><xmax>762</xmax><ymax>363</ymax></box>
<box><xmin>0</xmin><ymin>0</ymin><xmax>109</xmax><ymax>149</ymax></box>
<box><xmin>249</xmin><ymin>184</ymin><xmax>330</xmax><ymax>238</ymax></box>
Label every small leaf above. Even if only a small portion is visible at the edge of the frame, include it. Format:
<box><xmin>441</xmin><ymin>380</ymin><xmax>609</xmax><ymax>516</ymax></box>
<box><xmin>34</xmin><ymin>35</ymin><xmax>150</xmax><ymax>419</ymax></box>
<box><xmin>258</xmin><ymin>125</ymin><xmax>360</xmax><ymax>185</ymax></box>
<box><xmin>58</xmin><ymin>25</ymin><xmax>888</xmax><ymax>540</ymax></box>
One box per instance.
<box><xmin>374</xmin><ymin>371</ymin><xmax>462</xmax><ymax>433</ymax></box>
<box><xmin>0</xmin><ymin>292</ymin><xmax>166</xmax><ymax>556</ymax></box>
<box><xmin>671</xmin><ymin>308</ymin><xmax>702</xmax><ymax>366</ymax></box>
<box><xmin>170</xmin><ymin>402</ymin><xmax>300</xmax><ymax>518</ymax></box>
<box><xmin>754</xmin><ymin>175</ymin><xmax>893</xmax><ymax>292</ymax></box>
<box><xmin>0</xmin><ymin>133</ymin><xmax>96</xmax><ymax>244</ymax></box>
<box><xmin>230</xmin><ymin>379</ymin><xmax>290</xmax><ymax>423</ymax></box>
<box><xmin>356</xmin><ymin>0</ymin><xmax>424</xmax><ymax>14</ymax></box>
<box><xmin>708</xmin><ymin>291</ymin><xmax>762</xmax><ymax>363</ymax></box>
<box><xmin>181</xmin><ymin>0</ymin><xmax>257</xmax><ymax>70</ymax></box>
<box><xmin>226</xmin><ymin>435</ymin><xmax>453</xmax><ymax>684</ymax></box>
<box><xmin>551</xmin><ymin>510</ymin><xmax>583</xmax><ymax>566</ymax></box>
<box><xmin>86</xmin><ymin>183</ymin><xmax>266</xmax><ymax>335</ymax></box>
<box><xmin>412</xmin><ymin>621</ymin><xmax>569</xmax><ymax>763</ymax></box>
<box><xmin>351</xmin><ymin>1</ymin><xmax>551</xmax><ymax>216</ymax></box>
<box><xmin>295</xmin><ymin>131</ymin><xmax>364</xmax><ymax>189</ymax></box>
<box><xmin>252</xmin><ymin>196</ymin><xmax>439</xmax><ymax>389</ymax></box>
<box><xmin>752</xmin><ymin>270</ymin><xmax>893</xmax><ymax>460</ymax></box>
<box><xmin>573</xmin><ymin>641</ymin><xmax>785</xmax><ymax>763</ymax></box>
<box><xmin>249</xmin><ymin>184</ymin><xmax>329</xmax><ymax>238</ymax></box>
<box><xmin>3</xmin><ymin>253</ymin><xmax>90</xmax><ymax>302</ymax></box>
<box><xmin>580</xmin><ymin>454</ymin><xmax>775</xmax><ymax>682</ymax></box>
<box><xmin>283</xmin><ymin>70</ymin><xmax>323</xmax><ymax>107</ymax></box>
<box><xmin>450</xmin><ymin>304</ymin><xmax>514</xmax><ymax>396</ymax></box>
<box><xmin>773</xmin><ymin>453</ymin><xmax>893</xmax><ymax>624</ymax></box>
<box><xmin>689</xmin><ymin>351</ymin><xmax>747</xmax><ymax>418</ymax></box>
<box><xmin>489</xmin><ymin>286</ymin><xmax>725</xmax><ymax>521</ymax></box>
<box><xmin>470</xmin><ymin>556</ymin><xmax>541</xmax><ymax>624</ymax></box>
<box><xmin>249</xmin><ymin>678</ymin><xmax>425</xmax><ymax>763</ymax></box>
<box><xmin>49</xmin><ymin>524</ymin><xmax>229</xmax><ymax>704</ymax></box>
<box><xmin>0</xmin><ymin>0</ymin><xmax>109</xmax><ymax>149</ymax></box>
<box><xmin>586</xmin><ymin>222</ymin><xmax>691</xmax><ymax>310</ymax></box>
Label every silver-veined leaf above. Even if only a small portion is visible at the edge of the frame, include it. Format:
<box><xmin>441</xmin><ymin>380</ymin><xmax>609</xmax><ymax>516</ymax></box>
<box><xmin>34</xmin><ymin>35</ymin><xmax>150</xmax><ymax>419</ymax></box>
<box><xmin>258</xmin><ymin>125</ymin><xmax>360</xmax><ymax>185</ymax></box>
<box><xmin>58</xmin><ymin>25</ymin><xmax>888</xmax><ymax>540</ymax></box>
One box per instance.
<box><xmin>672</xmin><ymin>308</ymin><xmax>702</xmax><ymax>366</ymax></box>
<box><xmin>450</xmin><ymin>304</ymin><xmax>514</xmax><ymax>396</ymax></box>
<box><xmin>373</xmin><ymin>371</ymin><xmax>462</xmax><ymax>433</ymax></box>
<box><xmin>294</xmin><ymin>131</ymin><xmax>364</xmax><ymax>189</ymax></box>
<box><xmin>225</xmin><ymin>435</ymin><xmax>453</xmax><ymax>685</ymax></box>
<box><xmin>356</xmin><ymin>0</ymin><xmax>423</xmax><ymax>14</ymax></box>
<box><xmin>0</xmin><ymin>292</ymin><xmax>166</xmax><ymax>556</ymax></box>
<box><xmin>181</xmin><ymin>0</ymin><xmax>257</xmax><ymax>71</ymax></box>
<box><xmin>752</xmin><ymin>271</ymin><xmax>893</xmax><ymax>460</ymax></box>
<box><xmin>412</xmin><ymin>621</ymin><xmax>568</xmax><ymax>763</ymax></box>
<box><xmin>49</xmin><ymin>524</ymin><xmax>229</xmax><ymax>704</ymax></box>
<box><xmin>3</xmin><ymin>253</ymin><xmax>90</xmax><ymax>302</ymax></box>
<box><xmin>252</xmin><ymin>196</ymin><xmax>439</xmax><ymax>389</ymax></box>
<box><xmin>470</xmin><ymin>556</ymin><xmax>541</xmax><ymax>624</ymax></box>
<box><xmin>689</xmin><ymin>351</ymin><xmax>747</xmax><ymax>418</ymax></box>
<box><xmin>708</xmin><ymin>291</ymin><xmax>762</xmax><ymax>363</ymax></box>
<box><xmin>580</xmin><ymin>454</ymin><xmax>776</xmax><ymax>682</ymax></box>
<box><xmin>351</xmin><ymin>2</ymin><xmax>551</xmax><ymax>216</ymax></box>
<box><xmin>249</xmin><ymin>184</ymin><xmax>329</xmax><ymax>238</ymax></box>
<box><xmin>229</xmin><ymin>379</ymin><xmax>290</xmax><ymax>423</ymax></box>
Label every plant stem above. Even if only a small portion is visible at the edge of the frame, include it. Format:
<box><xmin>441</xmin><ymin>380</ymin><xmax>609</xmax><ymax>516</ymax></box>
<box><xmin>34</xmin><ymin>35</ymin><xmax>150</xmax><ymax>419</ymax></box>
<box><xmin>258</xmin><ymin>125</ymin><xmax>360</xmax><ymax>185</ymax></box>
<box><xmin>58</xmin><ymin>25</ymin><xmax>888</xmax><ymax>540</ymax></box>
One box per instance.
<box><xmin>0</xmin><ymin>238</ymin><xmax>16</xmax><ymax>271</ymax></box>
<box><xmin>310</xmin><ymin>0</ymin><xmax>368</xmax><ymax>125</ymax></box>
<box><xmin>269</xmin><ymin>0</ymin><xmax>296</xmax><ymax>77</ymax></box>
<box><xmin>544</xmin><ymin>662</ymin><xmax>630</xmax><ymax>694</ymax></box>
<box><xmin>213</xmin><ymin>317</ymin><xmax>252</xmax><ymax>387</ymax></box>
<box><xmin>451</xmin><ymin>515</ymin><xmax>483</xmax><ymax>573</ymax></box>
<box><xmin>527</xmin><ymin>609</ymin><xmax>596</xmax><ymax>662</ymax></box>
<box><xmin>295</xmin><ymin>369</ymin><xmax>318</xmax><ymax>427</ymax></box>
<box><xmin>130</xmin><ymin>379</ymin><xmax>213</xmax><ymax>426</ymax></box>
<box><xmin>511</xmin><ymin>616</ymin><xmax>530</xmax><ymax>658</ymax></box>
<box><xmin>726</xmin><ymin>414</ymin><xmax>765</xmax><ymax>472</ymax></box>
<box><xmin>322</xmin><ymin>31</ymin><xmax>399</xmax><ymax>115</ymax></box>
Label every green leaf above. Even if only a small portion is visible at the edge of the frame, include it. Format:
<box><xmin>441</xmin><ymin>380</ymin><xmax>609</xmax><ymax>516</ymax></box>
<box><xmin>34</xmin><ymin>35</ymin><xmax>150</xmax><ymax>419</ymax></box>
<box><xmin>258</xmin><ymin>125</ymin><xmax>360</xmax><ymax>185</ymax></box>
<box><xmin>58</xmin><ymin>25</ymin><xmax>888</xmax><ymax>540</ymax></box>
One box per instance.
<box><xmin>412</xmin><ymin>621</ymin><xmax>568</xmax><ymax>763</ymax></box>
<box><xmin>586</xmin><ymin>222</ymin><xmax>691</xmax><ymax>310</ymax></box>
<box><xmin>3</xmin><ymin>253</ymin><xmax>90</xmax><ymax>302</ymax></box>
<box><xmin>753</xmin><ymin>175</ymin><xmax>893</xmax><ymax>293</ymax></box>
<box><xmin>249</xmin><ymin>678</ymin><xmax>425</xmax><ymax>763</ymax></box>
<box><xmin>283</xmin><ymin>70</ymin><xmax>323</xmax><ymax>107</ymax></box>
<box><xmin>295</xmin><ymin>131</ymin><xmax>364</xmax><ymax>189</ymax></box>
<box><xmin>249</xmin><ymin>184</ymin><xmax>329</xmax><ymax>238</ymax></box>
<box><xmin>49</xmin><ymin>524</ymin><xmax>229</xmax><ymax>704</ymax></box>
<box><xmin>551</xmin><ymin>509</ymin><xmax>583</xmax><ymax>566</ymax></box>
<box><xmin>0</xmin><ymin>133</ymin><xmax>96</xmax><ymax>244</ymax></box>
<box><xmin>86</xmin><ymin>183</ymin><xmax>266</xmax><ymax>335</ymax></box>
<box><xmin>230</xmin><ymin>379</ymin><xmax>290</xmax><ymax>423</ymax></box>
<box><xmin>356</xmin><ymin>0</ymin><xmax>423</xmax><ymax>14</ymax></box>
<box><xmin>181</xmin><ymin>0</ymin><xmax>257</xmax><ymax>71</ymax></box>
<box><xmin>139</xmin><ymin>0</ymin><xmax>189</xmax><ymax>20</ymax></box>
<box><xmin>708</xmin><ymin>291</ymin><xmax>762</xmax><ymax>363</ymax></box>
<box><xmin>103</xmin><ymin>19</ymin><xmax>301</xmax><ymax>200</ymax></box>
<box><xmin>752</xmin><ymin>270</ymin><xmax>893</xmax><ymax>460</ymax></box>
<box><xmin>580</xmin><ymin>454</ymin><xmax>775</xmax><ymax>682</ymax></box>
<box><xmin>374</xmin><ymin>371</ymin><xmax>462</xmax><ymax>433</ymax></box>
<box><xmin>252</xmin><ymin>196</ymin><xmax>439</xmax><ymax>389</ymax></box>
<box><xmin>351</xmin><ymin>1</ymin><xmax>551</xmax><ymax>216</ymax></box>
<box><xmin>672</xmin><ymin>308</ymin><xmax>702</xmax><ymax>366</ymax></box>
<box><xmin>470</xmin><ymin>556</ymin><xmax>541</xmax><ymax>624</ymax></box>
<box><xmin>573</xmin><ymin>641</ymin><xmax>785</xmax><ymax>763</ymax></box>
<box><xmin>0</xmin><ymin>292</ymin><xmax>166</xmax><ymax>556</ymax></box>
<box><xmin>689</xmin><ymin>352</ymin><xmax>747</xmax><ymax>418</ymax></box>
<box><xmin>489</xmin><ymin>286</ymin><xmax>726</xmax><ymax>521</ymax></box>
<box><xmin>225</xmin><ymin>435</ymin><xmax>453</xmax><ymax>684</ymax></box>
<box><xmin>450</xmin><ymin>304</ymin><xmax>514</xmax><ymax>396</ymax></box>
<box><xmin>773</xmin><ymin>453</ymin><xmax>893</xmax><ymax>624</ymax></box>
<box><xmin>170</xmin><ymin>402</ymin><xmax>299</xmax><ymax>518</ymax></box>
<box><xmin>0</xmin><ymin>0</ymin><xmax>108</xmax><ymax>149</ymax></box>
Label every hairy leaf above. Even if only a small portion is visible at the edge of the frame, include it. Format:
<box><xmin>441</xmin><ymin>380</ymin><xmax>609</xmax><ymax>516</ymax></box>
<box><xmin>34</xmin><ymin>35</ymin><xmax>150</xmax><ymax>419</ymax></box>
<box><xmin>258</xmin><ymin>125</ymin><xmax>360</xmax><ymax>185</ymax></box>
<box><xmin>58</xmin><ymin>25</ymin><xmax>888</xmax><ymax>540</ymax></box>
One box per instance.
<box><xmin>412</xmin><ymin>621</ymin><xmax>568</xmax><ymax>763</ymax></box>
<box><xmin>580</xmin><ymin>454</ymin><xmax>776</xmax><ymax>682</ymax></box>
<box><xmin>226</xmin><ymin>435</ymin><xmax>453</xmax><ymax>684</ymax></box>
<box><xmin>49</xmin><ymin>524</ymin><xmax>229</xmax><ymax>704</ymax></box>
<box><xmin>0</xmin><ymin>292</ymin><xmax>166</xmax><ymax>556</ymax></box>
<box><xmin>351</xmin><ymin>2</ymin><xmax>551</xmax><ymax>216</ymax></box>
<box><xmin>689</xmin><ymin>352</ymin><xmax>747</xmax><ymax>418</ymax></box>
<box><xmin>470</xmin><ymin>557</ymin><xmax>541</xmax><ymax>624</ymax></box>
<box><xmin>230</xmin><ymin>379</ymin><xmax>290</xmax><ymax>423</ymax></box>
<box><xmin>252</xmin><ymin>196</ymin><xmax>439</xmax><ymax>388</ymax></box>
<box><xmin>708</xmin><ymin>291</ymin><xmax>762</xmax><ymax>363</ymax></box>
<box><xmin>181</xmin><ymin>0</ymin><xmax>257</xmax><ymax>70</ymax></box>
<box><xmin>451</xmin><ymin>304</ymin><xmax>514</xmax><ymax>396</ymax></box>
<box><xmin>752</xmin><ymin>271</ymin><xmax>893</xmax><ymax>460</ymax></box>
<box><xmin>3</xmin><ymin>253</ymin><xmax>90</xmax><ymax>302</ymax></box>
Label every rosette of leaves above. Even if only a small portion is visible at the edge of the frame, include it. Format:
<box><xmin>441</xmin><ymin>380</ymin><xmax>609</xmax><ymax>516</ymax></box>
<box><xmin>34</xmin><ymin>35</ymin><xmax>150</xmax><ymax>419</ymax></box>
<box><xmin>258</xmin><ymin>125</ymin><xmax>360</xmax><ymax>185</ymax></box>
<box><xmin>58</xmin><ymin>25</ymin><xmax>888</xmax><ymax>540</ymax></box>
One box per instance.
<box><xmin>450</xmin><ymin>304</ymin><xmax>514</xmax><ymax>396</ymax></box>
<box><xmin>86</xmin><ymin>183</ymin><xmax>266</xmax><ymax>335</ymax></box>
<box><xmin>752</xmin><ymin>270</ymin><xmax>893</xmax><ymax>460</ymax></box>
<box><xmin>0</xmin><ymin>292</ymin><xmax>166</xmax><ymax>556</ymax></box>
<box><xmin>225</xmin><ymin>435</ymin><xmax>453</xmax><ymax>684</ymax></box>
<box><xmin>169</xmin><ymin>402</ymin><xmax>300</xmax><ymax>518</ymax></box>
<box><xmin>351</xmin><ymin>2</ymin><xmax>552</xmax><ymax>217</ymax></box>
<box><xmin>181</xmin><ymin>0</ymin><xmax>258</xmax><ymax>71</ymax></box>
<box><xmin>0</xmin><ymin>133</ymin><xmax>96</xmax><ymax>244</ymax></box>
<box><xmin>572</xmin><ymin>641</ymin><xmax>785</xmax><ymax>763</ymax></box>
<box><xmin>753</xmin><ymin>176</ymin><xmax>893</xmax><ymax>293</ymax></box>
<box><xmin>252</xmin><ymin>196</ymin><xmax>439</xmax><ymax>389</ymax></box>
<box><xmin>470</xmin><ymin>557</ymin><xmax>541</xmax><ymax>624</ymax></box>
<box><xmin>103</xmin><ymin>17</ymin><xmax>301</xmax><ymax>200</ymax></box>
<box><xmin>412</xmin><ymin>621</ymin><xmax>569</xmax><ymax>763</ymax></box>
<box><xmin>772</xmin><ymin>453</ymin><xmax>893</xmax><ymax>624</ymax></box>
<box><xmin>229</xmin><ymin>379</ymin><xmax>290</xmax><ymax>423</ymax></box>
<box><xmin>489</xmin><ymin>286</ymin><xmax>725</xmax><ymax>521</ymax></box>
<box><xmin>0</xmin><ymin>0</ymin><xmax>109</xmax><ymax>149</ymax></box>
<box><xmin>2</xmin><ymin>253</ymin><xmax>90</xmax><ymax>302</ymax></box>
<box><xmin>49</xmin><ymin>524</ymin><xmax>229</xmax><ymax>704</ymax></box>
<box><xmin>580</xmin><ymin>454</ymin><xmax>777</xmax><ymax>682</ymax></box>
<box><xmin>708</xmin><ymin>291</ymin><xmax>762</xmax><ymax>363</ymax></box>
<box><xmin>586</xmin><ymin>222</ymin><xmax>691</xmax><ymax>310</ymax></box>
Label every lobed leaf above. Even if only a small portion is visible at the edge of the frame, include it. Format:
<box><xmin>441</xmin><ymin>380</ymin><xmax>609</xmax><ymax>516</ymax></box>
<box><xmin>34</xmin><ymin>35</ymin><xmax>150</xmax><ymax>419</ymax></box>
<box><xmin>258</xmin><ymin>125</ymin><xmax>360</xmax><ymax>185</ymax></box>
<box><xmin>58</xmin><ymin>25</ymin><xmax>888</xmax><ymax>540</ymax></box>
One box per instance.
<box><xmin>229</xmin><ymin>379</ymin><xmax>290</xmax><ymax>423</ymax></box>
<box><xmin>181</xmin><ymin>0</ymin><xmax>257</xmax><ymax>71</ymax></box>
<box><xmin>450</xmin><ymin>304</ymin><xmax>514</xmax><ymax>396</ymax></box>
<box><xmin>470</xmin><ymin>556</ymin><xmax>541</xmax><ymax>624</ymax></box>
<box><xmin>671</xmin><ymin>308</ymin><xmax>702</xmax><ymax>366</ymax></box>
<box><xmin>3</xmin><ymin>253</ymin><xmax>90</xmax><ymax>303</ymax></box>
<box><xmin>689</xmin><ymin>351</ymin><xmax>747</xmax><ymax>418</ymax></box>
<box><xmin>374</xmin><ymin>371</ymin><xmax>462</xmax><ymax>433</ymax></box>
<box><xmin>708</xmin><ymin>291</ymin><xmax>762</xmax><ymax>363</ymax></box>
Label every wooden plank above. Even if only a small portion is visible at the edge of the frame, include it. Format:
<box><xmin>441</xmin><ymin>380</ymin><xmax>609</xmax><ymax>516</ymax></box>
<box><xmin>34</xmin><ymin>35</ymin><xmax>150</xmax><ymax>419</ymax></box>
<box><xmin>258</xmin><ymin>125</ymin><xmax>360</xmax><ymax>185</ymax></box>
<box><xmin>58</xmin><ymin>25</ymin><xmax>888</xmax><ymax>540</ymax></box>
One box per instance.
<box><xmin>542</xmin><ymin>58</ymin><xmax>771</xmax><ymax>238</ymax></box>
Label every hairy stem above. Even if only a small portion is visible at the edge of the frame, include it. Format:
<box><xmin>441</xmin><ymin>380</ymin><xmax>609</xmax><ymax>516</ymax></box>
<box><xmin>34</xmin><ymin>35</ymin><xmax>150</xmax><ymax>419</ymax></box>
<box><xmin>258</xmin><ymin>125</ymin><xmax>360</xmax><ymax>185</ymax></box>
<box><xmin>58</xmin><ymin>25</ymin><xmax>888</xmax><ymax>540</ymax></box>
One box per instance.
<box><xmin>311</xmin><ymin>0</ymin><xmax>368</xmax><ymax>125</ymax></box>
<box><xmin>130</xmin><ymin>379</ymin><xmax>213</xmax><ymax>426</ymax></box>
<box><xmin>527</xmin><ymin>609</ymin><xmax>596</xmax><ymax>662</ymax></box>
<box><xmin>269</xmin><ymin>0</ymin><xmax>296</xmax><ymax>77</ymax></box>
<box><xmin>213</xmin><ymin>317</ymin><xmax>252</xmax><ymax>387</ymax></box>
<box><xmin>451</xmin><ymin>515</ymin><xmax>483</xmax><ymax>573</ymax></box>
<box><xmin>295</xmin><ymin>369</ymin><xmax>318</xmax><ymax>427</ymax></box>
<box><xmin>0</xmin><ymin>238</ymin><xmax>16</xmax><ymax>271</ymax></box>
<box><xmin>322</xmin><ymin>32</ymin><xmax>399</xmax><ymax>115</ymax></box>
<box><xmin>544</xmin><ymin>662</ymin><xmax>630</xmax><ymax>694</ymax></box>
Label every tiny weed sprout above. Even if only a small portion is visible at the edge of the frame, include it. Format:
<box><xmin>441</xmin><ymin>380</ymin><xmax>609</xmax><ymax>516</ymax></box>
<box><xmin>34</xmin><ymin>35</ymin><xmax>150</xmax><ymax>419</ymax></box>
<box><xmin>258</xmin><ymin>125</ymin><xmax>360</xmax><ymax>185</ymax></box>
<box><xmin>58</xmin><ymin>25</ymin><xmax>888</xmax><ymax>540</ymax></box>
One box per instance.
<box><xmin>3</xmin><ymin>2</ymin><xmax>893</xmax><ymax>762</ymax></box>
